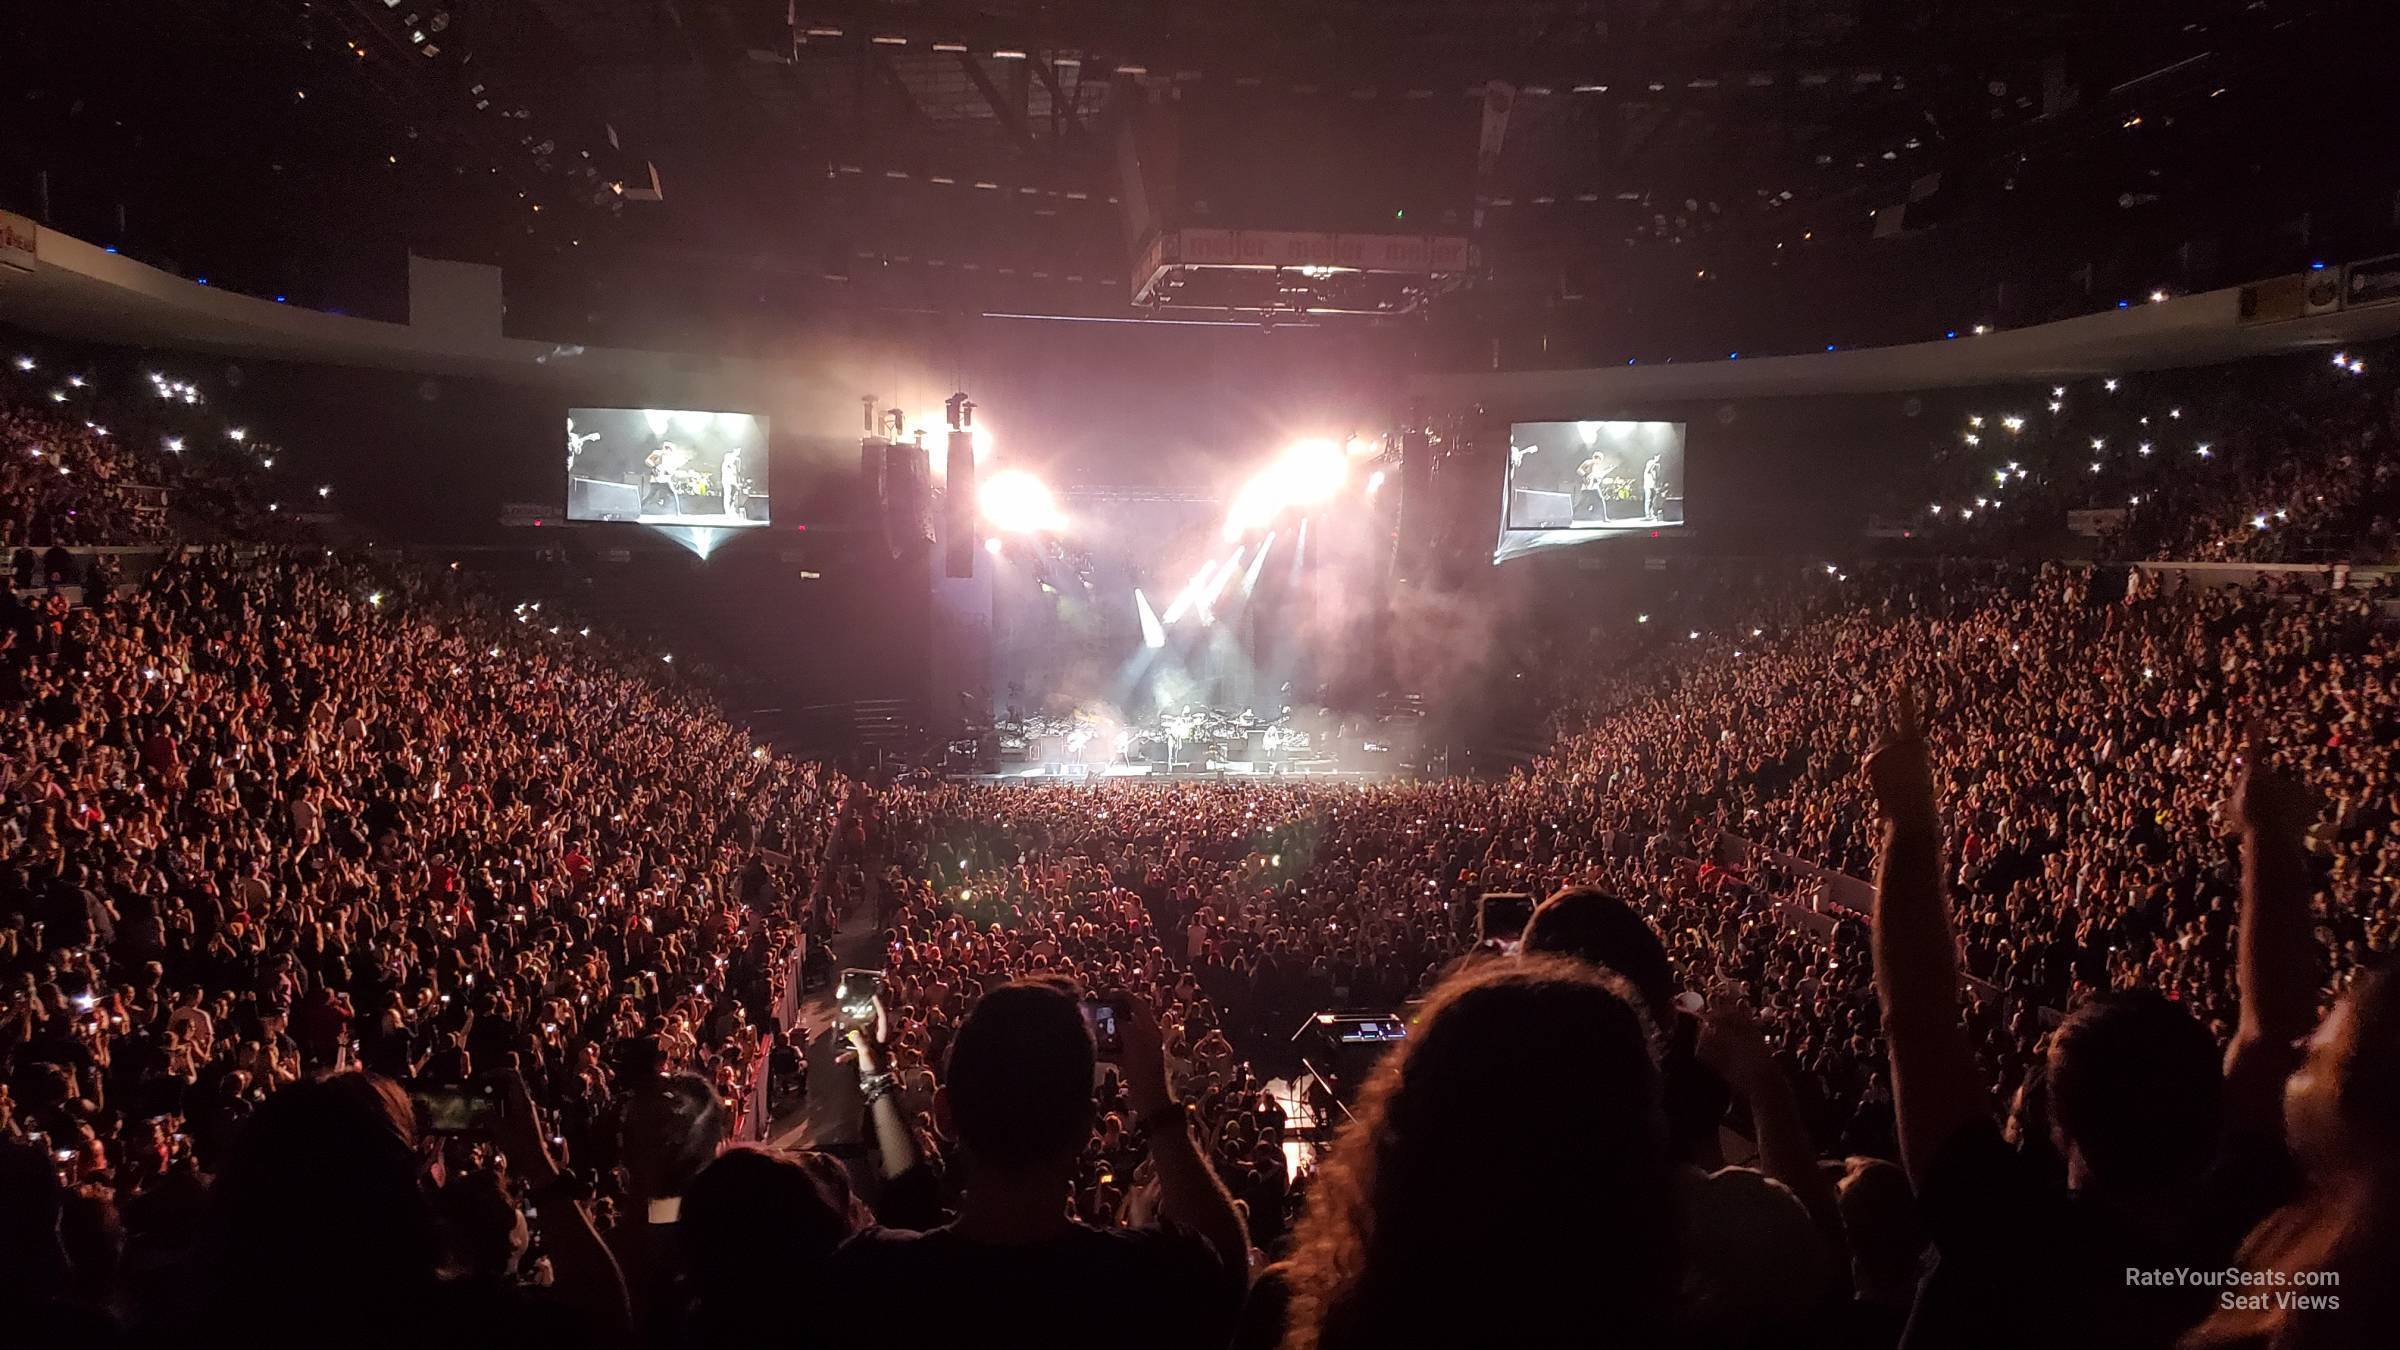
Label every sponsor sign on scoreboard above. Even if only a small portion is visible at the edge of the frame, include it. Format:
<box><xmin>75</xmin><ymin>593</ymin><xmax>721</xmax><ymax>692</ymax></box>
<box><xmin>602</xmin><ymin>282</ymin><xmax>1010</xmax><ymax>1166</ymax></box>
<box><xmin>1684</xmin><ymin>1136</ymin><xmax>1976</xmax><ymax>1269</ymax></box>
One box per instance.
<box><xmin>0</xmin><ymin>210</ymin><xmax>36</xmax><ymax>275</ymax></box>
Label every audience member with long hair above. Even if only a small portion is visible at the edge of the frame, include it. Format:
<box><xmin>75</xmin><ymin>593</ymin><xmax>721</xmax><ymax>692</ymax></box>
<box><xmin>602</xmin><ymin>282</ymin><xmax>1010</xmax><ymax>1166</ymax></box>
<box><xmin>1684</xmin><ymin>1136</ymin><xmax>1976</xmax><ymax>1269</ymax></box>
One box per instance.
<box><xmin>2187</xmin><ymin>968</ymin><xmax>2400</xmax><ymax>1350</ymax></box>
<box><xmin>1273</xmin><ymin>957</ymin><xmax>1676</xmax><ymax>1350</ymax></box>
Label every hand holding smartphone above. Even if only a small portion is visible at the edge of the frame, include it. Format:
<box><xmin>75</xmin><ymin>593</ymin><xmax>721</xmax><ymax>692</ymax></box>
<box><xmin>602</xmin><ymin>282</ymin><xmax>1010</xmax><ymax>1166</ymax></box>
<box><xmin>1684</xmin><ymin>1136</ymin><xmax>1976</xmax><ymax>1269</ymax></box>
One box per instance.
<box><xmin>408</xmin><ymin>1076</ymin><xmax>502</xmax><ymax>1136</ymax></box>
<box><xmin>834</xmin><ymin>969</ymin><xmax>882</xmax><ymax>1032</ymax></box>
<box><xmin>1080</xmin><ymin>993</ymin><xmax>1133</xmax><ymax>1061</ymax></box>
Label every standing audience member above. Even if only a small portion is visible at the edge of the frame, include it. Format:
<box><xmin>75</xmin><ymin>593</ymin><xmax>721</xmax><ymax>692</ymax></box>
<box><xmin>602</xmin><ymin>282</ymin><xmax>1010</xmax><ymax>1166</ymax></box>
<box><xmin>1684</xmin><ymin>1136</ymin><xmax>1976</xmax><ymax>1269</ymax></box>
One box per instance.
<box><xmin>818</xmin><ymin>979</ymin><xmax>1248</xmax><ymax>1350</ymax></box>
<box><xmin>2186</xmin><ymin>968</ymin><xmax>2400</xmax><ymax>1350</ymax></box>
<box><xmin>1272</xmin><ymin>957</ymin><xmax>1677</xmax><ymax>1350</ymax></box>
<box><xmin>606</xmin><ymin>1073</ymin><xmax>730</xmax><ymax>1345</ymax></box>
<box><xmin>1866</xmin><ymin>695</ymin><xmax>2305</xmax><ymax>1350</ymax></box>
<box><xmin>676</xmin><ymin>1147</ymin><xmax>862</xmax><ymax>1350</ymax></box>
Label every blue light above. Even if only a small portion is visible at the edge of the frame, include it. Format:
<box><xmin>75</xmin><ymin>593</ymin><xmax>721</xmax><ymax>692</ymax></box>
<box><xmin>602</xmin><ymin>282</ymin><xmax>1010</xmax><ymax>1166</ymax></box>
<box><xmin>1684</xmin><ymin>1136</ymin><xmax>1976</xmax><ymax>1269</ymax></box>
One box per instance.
<box><xmin>275</xmin><ymin>295</ymin><xmax>288</xmax><ymax>304</ymax></box>
<box><xmin>2310</xmin><ymin>261</ymin><xmax>2328</xmax><ymax>271</ymax></box>
<box><xmin>1945</xmin><ymin>330</ymin><xmax>1957</xmax><ymax>339</ymax></box>
<box><xmin>104</xmin><ymin>246</ymin><xmax>118</xmax><ymax>254</ymax></box>
<box><xmin>2116</xmin><ymin>299</ymin><xmax>2130</xmax><ymax>308</ymax></box>
<box><xmin>1825</xmin><ymin>343</ymin><xmax>1838</xmax><ymax>352</ymax></box>
<box><xmin>1625</xmin><ymin>358</ymin><xmax>1637</xmax><ymax>365</ymax></box>
<box><xmin>196</xmin><ymin>278</ymin><xmax>210</xmax><ymax>286</ymax></box>
<box><xmin>1728</xmin><ymin>351</ymin><xmax>1740</xmax><ymax>360</ymax></box>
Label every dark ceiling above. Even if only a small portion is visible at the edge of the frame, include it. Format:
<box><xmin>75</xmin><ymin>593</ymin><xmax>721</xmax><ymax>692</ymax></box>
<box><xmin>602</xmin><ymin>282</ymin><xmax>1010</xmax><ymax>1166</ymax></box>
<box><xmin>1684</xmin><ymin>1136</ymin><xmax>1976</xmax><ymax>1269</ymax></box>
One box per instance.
<box><xmin>4</xmin><ymin>0</ymin><xmax>2397</xmax><ymax>361</ymax></box>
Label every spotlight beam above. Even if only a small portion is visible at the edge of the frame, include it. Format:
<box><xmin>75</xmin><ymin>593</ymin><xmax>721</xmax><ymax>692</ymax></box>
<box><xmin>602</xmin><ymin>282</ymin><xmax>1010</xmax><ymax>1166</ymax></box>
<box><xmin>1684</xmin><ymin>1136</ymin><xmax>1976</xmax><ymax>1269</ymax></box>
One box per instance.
<box><xmin>1240</xmin><ymin>533</ymin><xmax>1274</xmax><ymax>595</ymax></box>
<box><xmin>1134</xmin><ymin>587</ymin><xmax>1167</xmax><ymax>649</ymax></box>
<box><xmin>1198</xmin><ymin>545</ymin><xmax>1246</xmax><ymax>624</ymax></box>
<box><xmin>1162</xmin><ymin>555</ymin><xmax>1222</xmax><ymax>625</ymax></box>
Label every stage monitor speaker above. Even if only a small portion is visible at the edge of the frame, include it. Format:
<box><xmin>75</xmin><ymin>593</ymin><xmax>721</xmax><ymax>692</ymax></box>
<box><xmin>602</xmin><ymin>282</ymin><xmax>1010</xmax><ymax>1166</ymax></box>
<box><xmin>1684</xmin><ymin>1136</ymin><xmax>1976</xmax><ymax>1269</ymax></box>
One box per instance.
<box><xmin>860</xmin><ymin>435</ymin><xmax>888</xmax><ymax>523</ymax></box>
<box><xmin>882</xmin><ymin>440</ymin><xmax>933</xmax><ymax>557</ymax></box>
<box><xmin>944</xmin><ymin>429</ymin><xmax>977</xmax><ymax>578</ymax></box>
<box><xmin>569</xmin><ymin>476</ymin><xmax>642</xmax><ymax>522</ymax></box>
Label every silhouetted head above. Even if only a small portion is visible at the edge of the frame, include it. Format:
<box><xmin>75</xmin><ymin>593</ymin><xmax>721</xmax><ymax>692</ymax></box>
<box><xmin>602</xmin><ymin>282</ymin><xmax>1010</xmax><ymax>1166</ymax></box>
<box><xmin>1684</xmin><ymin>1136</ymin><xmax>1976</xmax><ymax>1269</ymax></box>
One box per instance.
<box><xmin>680</xmin><ymin>1147</ymin><xmax>858</xmax><ymax>1345</ymax></box>
<box><xmin>434</xmin><ymin>1168</ymin><xmax>526</xmax><ymax>1281</ymax></box>
<box><xmin>618</xmin><ymin>1073</ymin><xmax>729</xmax><ymax>1201</ymax></box>
<box><xmin>0</xmin><ymin>1142</ymin><xmax>70</xmax><ymax>1293</ymax></box>
<box><xmin>2046</xmin><ymin>989</ymin><xmax>2222</xmax><ymax>1191</ymax></box>
<box><xmin>1836</xmin><ymin>1156</ymin><xmax>1923</xmax><ymax>1304</ymax></box>
<box><xmin>938</xmin><ymin>977</ymin><xmax>1094</xmax><ymax>1178</ymax></box>
<box><xmin>1522</xmin><ymin>886</ymin><xmax>1676</xmax><ymax>1024</ymax></box>
<box><xmin>197</xmin><ymin>1073</ymin><xmax>439</xmax><ymax>1332</ymax></box>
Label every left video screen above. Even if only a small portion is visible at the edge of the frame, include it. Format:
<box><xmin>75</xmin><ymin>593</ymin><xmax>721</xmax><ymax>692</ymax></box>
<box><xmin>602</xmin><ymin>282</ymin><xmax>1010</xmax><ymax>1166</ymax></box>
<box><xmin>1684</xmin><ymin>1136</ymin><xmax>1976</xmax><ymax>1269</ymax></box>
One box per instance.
<box><xmin>566</xmin><ymin>407</ymin><xmax>769</xmax><ymax>527</ymax></box>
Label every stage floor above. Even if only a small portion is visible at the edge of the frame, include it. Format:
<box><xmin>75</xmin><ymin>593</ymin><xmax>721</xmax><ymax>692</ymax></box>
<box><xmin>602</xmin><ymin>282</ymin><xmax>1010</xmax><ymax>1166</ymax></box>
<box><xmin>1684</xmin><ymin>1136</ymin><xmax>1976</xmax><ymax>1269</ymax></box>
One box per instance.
<box><xmin>958</xmin><ymin>762</ymin><xmax>1391</xmax><ymax>784</ymax></box>
<box><xmin>632</xmin><ymin>512</ymin><xmax>763</xmax><ymax>528</ymax></box>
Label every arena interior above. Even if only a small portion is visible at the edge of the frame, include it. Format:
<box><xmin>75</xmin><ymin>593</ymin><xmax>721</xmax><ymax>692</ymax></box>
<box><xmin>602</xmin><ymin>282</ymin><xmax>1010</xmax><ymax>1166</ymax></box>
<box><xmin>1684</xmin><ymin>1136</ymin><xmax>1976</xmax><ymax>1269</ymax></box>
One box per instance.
<box><xmin>4</xmin><ymin>4</ymin><xmax>2400</xmax><ymax>1348</ymax></box>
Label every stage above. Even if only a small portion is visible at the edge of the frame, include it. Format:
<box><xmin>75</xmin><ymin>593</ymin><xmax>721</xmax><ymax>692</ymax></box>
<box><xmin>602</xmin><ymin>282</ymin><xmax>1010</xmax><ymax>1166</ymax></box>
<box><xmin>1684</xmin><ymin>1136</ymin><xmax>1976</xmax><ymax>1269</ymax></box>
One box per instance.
<box><xmin>626</xmin><ymin>511</ymin><xmax>760</xmax><ymax>528</ymax></box>
<box><xmin>955</xmin><ymin>762</ymin><xmax>1392</xmax><ymax>784</ymax></box>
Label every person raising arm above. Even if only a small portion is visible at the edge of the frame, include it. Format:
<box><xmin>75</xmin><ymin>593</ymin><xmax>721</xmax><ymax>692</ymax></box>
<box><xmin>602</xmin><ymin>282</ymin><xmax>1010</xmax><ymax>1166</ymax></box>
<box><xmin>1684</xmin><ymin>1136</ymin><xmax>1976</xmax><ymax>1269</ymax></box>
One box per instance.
<box><xmin>1864</xmin><ymin>687</ymin><xmax>1989</xmax><ymax>1187</ymax></box>
<box><xmin>1121</xmin><ymin>991</ymin><xmax>1250</xmax><ymax>1272</ymax></box>
<box><xmin>2219</xmin><ymin>720</ymin><xmax>2322</xmax><ymax>1140</ymax></box>
<box><xmin>495</xmin><ymin>1069</ymin><xmax>634</xmax><ymax>1346</ymax></box>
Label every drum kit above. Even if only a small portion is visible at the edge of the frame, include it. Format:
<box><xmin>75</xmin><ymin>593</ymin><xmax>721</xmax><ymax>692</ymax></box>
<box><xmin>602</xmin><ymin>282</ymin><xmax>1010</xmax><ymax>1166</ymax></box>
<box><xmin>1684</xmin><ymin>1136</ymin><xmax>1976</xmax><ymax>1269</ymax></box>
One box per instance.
<box><xmin>660</xmin><ymin>466</ymin><xmax>715</xmax><ymax>497</ymax></box>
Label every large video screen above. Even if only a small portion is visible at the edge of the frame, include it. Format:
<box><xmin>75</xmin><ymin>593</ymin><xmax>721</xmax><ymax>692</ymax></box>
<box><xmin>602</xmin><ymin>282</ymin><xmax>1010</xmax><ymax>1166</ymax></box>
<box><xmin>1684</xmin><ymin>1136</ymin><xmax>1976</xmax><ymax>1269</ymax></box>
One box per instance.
<box><xmin>566</xmin><ymin>408</ymin><xmax>769</xmax><ymax>527</ymax></box>
<box><xmin>1495</xmin><ymin>419</ymin><xmax>1685</xmax><ymax>562</ymax></box>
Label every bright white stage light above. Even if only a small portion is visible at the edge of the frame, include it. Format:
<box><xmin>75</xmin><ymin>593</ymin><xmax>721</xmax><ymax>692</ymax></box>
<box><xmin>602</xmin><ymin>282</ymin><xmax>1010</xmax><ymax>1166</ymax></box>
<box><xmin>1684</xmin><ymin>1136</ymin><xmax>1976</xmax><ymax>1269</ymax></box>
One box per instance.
<box><xmin>920</xmin><ymin>414</ymin><xmax>995</xmax><ymax>459</ymax></box>
<box><xmin>1281</xmin><ymin>438</ymin><xmax>1349</xmax><ymax>504</ymax></box>
<box><xmin>1223</xmin><ymin>474</ymin><xmax>1283</xmax><ymax>541</ymax></box>
<box><xmin>918</xmin><ymin>416</ymin><xmax>996</xmax><ymax>480</ymax></box>
<box><xmin>978</xmin><ymin>469</ymin><xmax>1062</xmax><ymax>533</ymax></box>
<box><xmin>1221</xmin><ymin>438</ymin><xmax>1351</xmax><ymax>540</ymax></box>
<box><xmin>1134</xmin><ymin>588</ymin><xmax>1167</xmax><ymax>649</ymax></box>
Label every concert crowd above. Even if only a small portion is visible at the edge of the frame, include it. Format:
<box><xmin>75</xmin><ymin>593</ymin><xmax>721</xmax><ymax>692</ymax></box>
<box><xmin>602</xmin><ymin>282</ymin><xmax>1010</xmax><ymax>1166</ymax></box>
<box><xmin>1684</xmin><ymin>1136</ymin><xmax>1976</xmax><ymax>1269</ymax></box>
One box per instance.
<box><xmin>0</xmin><ymin>365</ymin><xmax>2396</xmax><ymax>1350</ymax></box>
<box><xmin>1903</xmin><ymin>343</ymin><xmax>2399</xmax><ymax>566</ymax></box>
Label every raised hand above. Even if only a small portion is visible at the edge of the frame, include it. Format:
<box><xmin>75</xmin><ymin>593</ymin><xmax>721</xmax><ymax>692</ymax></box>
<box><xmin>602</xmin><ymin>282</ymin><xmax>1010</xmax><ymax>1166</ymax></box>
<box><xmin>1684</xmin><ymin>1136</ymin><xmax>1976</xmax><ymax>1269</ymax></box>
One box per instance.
<box><xmin>1119</xmin><ymin>992</ymin><xmax>1173</xmax><ymax>1120</ymax></box>
<box><xmin>1694</xmin><ymin>987</ymin><xmax>1774</xmax><ymax>1090</ymax></box>
<box><xmin>493</xmin><ymin>1069</ymin><xmax>562</xmax><ymax>1187</ymax></box>
<box><xmin>1865</xmin><ymin>686</ymin><xmax>1939</xmax><ymax>833</ymax></box>
<box><xmin>2229</xmin><ymin>717</ymin><xmax>2316</xmax><ymax>841</ymax></box>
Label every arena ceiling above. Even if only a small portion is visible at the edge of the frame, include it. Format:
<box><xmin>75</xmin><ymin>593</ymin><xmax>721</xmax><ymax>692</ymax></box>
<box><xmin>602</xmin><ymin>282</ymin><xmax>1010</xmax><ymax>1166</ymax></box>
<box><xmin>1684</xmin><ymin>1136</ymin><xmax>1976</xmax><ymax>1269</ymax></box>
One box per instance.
<box><xmin>2</xmin><ymin>1</ymin><xmax>2390</xmax><ymax>337</ymax></box>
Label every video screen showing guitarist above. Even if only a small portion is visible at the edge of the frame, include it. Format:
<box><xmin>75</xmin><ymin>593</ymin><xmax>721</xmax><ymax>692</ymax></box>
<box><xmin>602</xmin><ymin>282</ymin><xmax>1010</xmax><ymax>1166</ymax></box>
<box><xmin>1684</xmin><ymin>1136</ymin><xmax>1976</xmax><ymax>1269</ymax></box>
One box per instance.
<box><xmin>565</xmin><ymin>408</ymin><xmax>771</xmax><ymax>527</ymax></box>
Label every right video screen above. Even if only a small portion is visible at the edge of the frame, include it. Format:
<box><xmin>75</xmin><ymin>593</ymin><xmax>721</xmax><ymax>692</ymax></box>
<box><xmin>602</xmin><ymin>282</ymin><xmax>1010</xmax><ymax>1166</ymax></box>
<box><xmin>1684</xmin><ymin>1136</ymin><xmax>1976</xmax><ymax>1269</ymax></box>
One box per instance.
<box><xmin>1495</xmin><ymin>419</ymin><xmax>1686</xmax><ymax>562</ymax></box>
